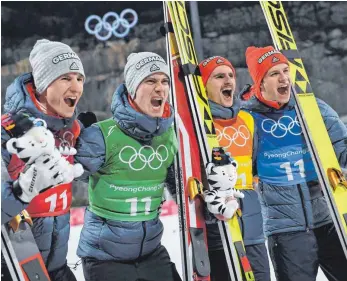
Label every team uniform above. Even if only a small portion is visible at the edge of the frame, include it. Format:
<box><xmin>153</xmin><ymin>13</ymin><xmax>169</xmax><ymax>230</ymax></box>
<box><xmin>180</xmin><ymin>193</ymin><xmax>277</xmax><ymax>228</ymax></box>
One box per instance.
<box><xmin>242</xmin><ymin>46</ymin><xmax>347</xmax><ymax>281</ymax></box>
<box><xmin>74</xmin><ymin>52</ymin><xmax>182</xmax><ymax>281</ymax></box>
<box><xmin>207</xmin><ymin>101</ymin><xmax>270</xmax><ymax>281</ymax></box>
<box><xmin>199</xmin><ymin>56</ymin><xmax>270</xmax><ymax>281</ymax></box>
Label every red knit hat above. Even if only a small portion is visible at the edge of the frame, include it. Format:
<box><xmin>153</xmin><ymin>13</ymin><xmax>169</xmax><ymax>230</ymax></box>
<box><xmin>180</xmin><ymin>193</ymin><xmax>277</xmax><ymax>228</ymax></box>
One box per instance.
<box><xmin>199</xmin><ymin>56</ymin><xmax>236</xmax><ymax>86</ymax></box>
<box><xmin>245</xmin><ymin>46</ymin><xmax>289</xmax><ymax>109</ymax></box>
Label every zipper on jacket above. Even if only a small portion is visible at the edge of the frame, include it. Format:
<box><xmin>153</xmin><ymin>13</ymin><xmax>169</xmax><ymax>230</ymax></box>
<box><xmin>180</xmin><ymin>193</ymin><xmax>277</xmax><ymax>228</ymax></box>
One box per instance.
<box><xmin>297</xmin><ymin>184</ymin><xmax>309</xmax><ymax>231</ymax></box>
<box><xmin>155</xmin><ymin>118</ymin><xmax>160</xmax><ymax>134</ymax></box>
<box><xmin>137</xmin><ymin>221</ymin><xmax>147</xmax><ymax>259</ymax></box>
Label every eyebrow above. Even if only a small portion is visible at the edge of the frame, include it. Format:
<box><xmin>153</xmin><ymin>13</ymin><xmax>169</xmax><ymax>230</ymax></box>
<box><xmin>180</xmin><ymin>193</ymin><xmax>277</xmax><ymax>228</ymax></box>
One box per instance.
<box><xmin>269</xmin><ymin>70</ymin><xmax>279</xmax><ymax>75</ymax></box>
<box><xmin>270</xmin><ymin>67</ymin><xmax>288</xmax><ymax>74</ymax></box>
<box><xmin>214</xmin><ymin>72</ymin><xmax>233</xmax><ymax>76</ymax></box>
<box><xmin>145</xmin><ymin>76</ymin><xmax>169</xmax><ymax>81</ymax></box>
<box><xmin>145</xmin><ymin>76</ymin><xmax>157</xmax><ymax>81</ymax></box>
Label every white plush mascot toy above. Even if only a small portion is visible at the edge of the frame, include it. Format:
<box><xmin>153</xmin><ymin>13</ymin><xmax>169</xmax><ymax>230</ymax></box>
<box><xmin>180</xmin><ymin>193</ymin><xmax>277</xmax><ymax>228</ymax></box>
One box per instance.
<box><xmin>204</xmin><ymin>147</ymin><xmax>244</xmax><ymax>220</ymax></box>
<box><xmin>6</xmin><ymin>118</ymin><xmax>83</xmax><ymax>202</ymax></box>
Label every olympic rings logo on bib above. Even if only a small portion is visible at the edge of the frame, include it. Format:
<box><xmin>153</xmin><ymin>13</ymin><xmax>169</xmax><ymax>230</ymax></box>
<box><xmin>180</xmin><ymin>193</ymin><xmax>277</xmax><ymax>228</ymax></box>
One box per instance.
<box><xmin>85</xmin><ymin>9</ymin><xmax>138</xmax><ymax>41</ymax></box>
<box><xmin>216</xmin><ymin>125</ymin><xmax>250</xmax><ymax>148</ymax></box>
<box><xmin>119</xmin><ymin>145</ymin><xmax>169</xmax><ymax>171</ymax></box>
<box><xmin>58</xmin><ymin>131</ymin><xmax>77</xmax><ymax>157</ymax></box>
<box><xmin>261</xmin><ymin>116</ymin><xmax>302</xmax><ymax>138</ymax></box>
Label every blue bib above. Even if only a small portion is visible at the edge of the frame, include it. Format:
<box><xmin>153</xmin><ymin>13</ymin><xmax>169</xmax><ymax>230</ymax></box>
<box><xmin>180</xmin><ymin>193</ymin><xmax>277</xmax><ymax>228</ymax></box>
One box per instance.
<box><xmin>252</xmin><ymin>110</ymin><xmax>317</xmax><ymax>185</ymax></box>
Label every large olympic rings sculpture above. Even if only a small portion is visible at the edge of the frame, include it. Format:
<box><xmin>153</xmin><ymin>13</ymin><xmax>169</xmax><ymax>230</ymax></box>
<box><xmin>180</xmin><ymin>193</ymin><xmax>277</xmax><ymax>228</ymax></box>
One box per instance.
<box><xmin>85</xmin><ymin>9</ymin><xmax>138</xmax><ymax>41</ymax></box>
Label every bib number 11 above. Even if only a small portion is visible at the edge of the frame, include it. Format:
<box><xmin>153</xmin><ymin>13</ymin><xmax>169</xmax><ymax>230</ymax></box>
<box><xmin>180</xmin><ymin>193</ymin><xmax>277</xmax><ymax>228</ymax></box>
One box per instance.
<box><xmin>126</xmin><ymin>197</ymin><xmax>152</xmax><ymax>216</ymax></box>
<box><xmin>44</xmin><ymin>190</ymin><xmax>68</xmax><ymax>212</ymax></box>
<box><xmin>280</xmin><ymin>159</ymin><xmax>306</xmax><ymax>181</ymax></box>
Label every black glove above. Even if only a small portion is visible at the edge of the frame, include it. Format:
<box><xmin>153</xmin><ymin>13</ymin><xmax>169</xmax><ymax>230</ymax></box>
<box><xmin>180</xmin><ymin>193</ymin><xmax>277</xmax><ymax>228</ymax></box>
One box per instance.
<box><xmin>238</xmin><ymin>84</ymin><xmax>253</xmax><ymax>101</ymax></box>
<box><xmin>77</xmin><ymin>112</ymin><xmax>97</xmax><ymax>128</ymax></box>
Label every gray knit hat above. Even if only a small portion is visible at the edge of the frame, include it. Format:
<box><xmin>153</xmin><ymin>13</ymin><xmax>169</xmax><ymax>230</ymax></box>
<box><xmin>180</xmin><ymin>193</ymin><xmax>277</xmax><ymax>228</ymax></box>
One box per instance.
<box><xmin>29</xmin><ymin>39</ymin><xmax>85</xmax><ymax>94</ymax></box>
<box><xmin>124</xmin><ymin>52</ymin><xmax>170</xmax><ymax>99</ymax></box>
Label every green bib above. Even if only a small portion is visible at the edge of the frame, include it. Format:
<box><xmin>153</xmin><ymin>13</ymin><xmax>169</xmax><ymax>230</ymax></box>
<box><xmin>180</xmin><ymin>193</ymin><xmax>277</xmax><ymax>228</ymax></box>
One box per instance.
<box><xmin>88</xmin><ymin>118</ymin><xmax>177</xmax><ymax>221</ymax></box>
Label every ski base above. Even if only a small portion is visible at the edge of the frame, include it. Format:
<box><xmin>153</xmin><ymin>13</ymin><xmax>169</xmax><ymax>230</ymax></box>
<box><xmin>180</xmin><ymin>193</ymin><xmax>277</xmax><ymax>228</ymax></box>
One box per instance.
<box><xmin>1</xmin><ymin>211</ymin><xmax>51</xmax><ymax>281</ymax></box>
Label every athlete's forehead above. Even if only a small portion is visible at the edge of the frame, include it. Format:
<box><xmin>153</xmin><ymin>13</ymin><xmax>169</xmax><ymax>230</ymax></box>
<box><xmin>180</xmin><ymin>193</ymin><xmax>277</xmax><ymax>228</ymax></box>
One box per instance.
<box><xmin>265</xmin><ymin>63</ymin><xmax>289</xmax><ymax>76</ymax></box>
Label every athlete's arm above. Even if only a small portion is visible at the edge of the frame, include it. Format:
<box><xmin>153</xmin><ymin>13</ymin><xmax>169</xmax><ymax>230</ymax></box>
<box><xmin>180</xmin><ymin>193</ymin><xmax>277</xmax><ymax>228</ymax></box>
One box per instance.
<box><xmin>1</xmin><ymin>111</ymin><xmax>36</xmax><ymax>167</ymax></box>
<box><xmin>1</xmin><ymin>159</ymin><xmax>27</xmax><ymax>224</ymax></box>
<box><xmin>1</xmin><ymin>181</ymin><xmax>28</xmax><ymax>224</ymax></box>
<box><xmin>252</xmin><ymin>121</ymin><xmax>259</xmax><ymax>176</ymax></box>
<box><xmin>1</xmin><ymin>126</ymin><xmax>11</xmax><ymax>167</ymax></box>
<box><xmin>317</xmin><ymin>98</ymin><xmax>347</xmax><ymax>168</ymax></box>
<box><xmin>74</xmin><ymin>124</ymin><xmax>106</xmax><ymax>181</ymax></box>
<box><xmin>164</xmin><ymin>164</ymin><xmax>176</xmax><ymax>200</ymax></box>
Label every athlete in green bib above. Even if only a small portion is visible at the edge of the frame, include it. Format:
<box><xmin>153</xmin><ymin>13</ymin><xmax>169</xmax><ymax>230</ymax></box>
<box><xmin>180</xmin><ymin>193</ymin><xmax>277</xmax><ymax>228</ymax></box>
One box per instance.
<box><xmin>75</xmin><ymin>52</ymin><xmax>181</xmax><ymax>281</ymax></box>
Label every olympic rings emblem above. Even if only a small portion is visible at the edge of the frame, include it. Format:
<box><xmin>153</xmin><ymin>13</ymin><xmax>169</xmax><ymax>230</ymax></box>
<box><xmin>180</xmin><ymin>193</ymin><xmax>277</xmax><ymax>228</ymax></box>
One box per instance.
<box><xmin>216</xmin><ymin>125</ymin><xmax>250</xmax><ymax>148</ymax></box>
<box><xmin>119</xmin><ymin>145</ymin><xmax>169</xmax><ymax>171</ymax></box>
<box><xmin>85</xmin><ymin>9</ymin><xmax>138</xmax><ymax>41</ymax></box>
<box><xmin>261</xmin><ymin>116</ymin><xmax>302</xmax><ymax>138</ymax></box>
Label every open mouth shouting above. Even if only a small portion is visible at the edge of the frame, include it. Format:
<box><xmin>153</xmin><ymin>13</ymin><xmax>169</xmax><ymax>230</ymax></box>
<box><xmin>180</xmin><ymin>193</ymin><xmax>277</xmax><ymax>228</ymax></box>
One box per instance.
<box><xmin>222</xmin><ymin>88</ymin><xmax>233</xmax><ymax>99</ymax></box>
<box><xmin>277</xmin><ymin>84</ymin><xmax>290</xmax><ymax>96</ymax></box>
<box><xmin>151</xmin><ymin>96</ymin><xmax>163</xmax><ymax>111</ymax></box>
<box><xmin>220</xmin><ymin>87</ymin><xmax>234</xmax><ymax>106</ymax></box>
<box><xmin>64</xmin><ymin>96</ymin><xmax>78</xmax><ymax>108</ymax></box>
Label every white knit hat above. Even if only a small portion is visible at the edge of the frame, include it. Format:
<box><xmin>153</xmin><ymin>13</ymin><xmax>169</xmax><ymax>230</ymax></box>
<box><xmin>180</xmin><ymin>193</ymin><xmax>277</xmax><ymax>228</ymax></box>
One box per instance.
<box><xmin>124</xmin><ymin>52</ymin><xmax>170</xmax><ymax>99</ymax></box>
<box><xmin>29</xmin><ymin>39</ymin><xmax>85</xmax><ymax>94</ymax></box>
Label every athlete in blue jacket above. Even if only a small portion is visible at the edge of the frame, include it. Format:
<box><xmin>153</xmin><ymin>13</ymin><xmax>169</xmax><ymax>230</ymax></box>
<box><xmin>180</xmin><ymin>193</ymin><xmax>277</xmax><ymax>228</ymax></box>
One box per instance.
<box><xmin>241</xmin><ymin>45</ymin><xmax>347</xmax><ymax>281</ymax></box>
<box><xmin>2</xmin><ymin>39</ymin><xmax>86</xmax><ymax>281</ymax></box>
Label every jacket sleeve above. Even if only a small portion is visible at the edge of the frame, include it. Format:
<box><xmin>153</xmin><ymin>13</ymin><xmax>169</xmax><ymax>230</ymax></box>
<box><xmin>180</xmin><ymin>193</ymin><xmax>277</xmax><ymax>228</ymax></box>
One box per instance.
<box><xmin>1</xmin><ymin>159</ymin><xmax>27</xmax><ymax>224</ymax></box>
<box><xmin>74</xmin><ymin>124</ymin><xmax>106</xmax><ymax>182</ymax></box>
<box><xmin>1</xmin><ymin>181</ymin><xmax>28</xmax><ymax>224</ymax></box>
<box><xmin>1</xmin><ymin>126</ymin><xmax>12</xmax><ymax>167</ymax></box>
<box><xmin>1</xmin><ymin>115</ymin><xmax>32</xmax><ymax>223</ymax></box>
<box><xmin>164</xmin><ymin>163</ymin><xmax>176</xmax><ymax>200</ymax></box>
<box><xmin>318</xmin><ymin>99</ymin><xmax>347</xmax><ymax>168</ymax></box>
<box><xmin>251</xmin><ymin>114</ymin><xmax>259</xmax><ymax>176</ymax></box>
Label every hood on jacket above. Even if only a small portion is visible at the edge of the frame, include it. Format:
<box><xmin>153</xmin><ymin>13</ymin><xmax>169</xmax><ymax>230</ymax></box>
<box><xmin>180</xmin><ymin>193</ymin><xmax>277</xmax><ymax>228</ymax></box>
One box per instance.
<box><xmin>4</xmin><ymin>73</ymin><xmax>77</xmax><ymax>132</ymax></box>
<box><xmin>110</xmin><ymin>84</ymin><xmax>174</xmax><ymax>142</ymax></box>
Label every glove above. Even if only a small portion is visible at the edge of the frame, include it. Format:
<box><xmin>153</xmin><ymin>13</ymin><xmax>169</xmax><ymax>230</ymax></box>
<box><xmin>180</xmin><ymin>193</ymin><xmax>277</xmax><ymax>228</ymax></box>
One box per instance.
<box><xmin>77</xmin><ymin>112</ymin><xmax>97</xmax><ymax>128</ymax></box>
<box><xmin>2</xmin><ymin>112</ymin><xmax>35</xmax><ymax>138</ymax></box>
<box><xmin>238</xmin><ymin>84</ymin><xmax>255</xmax><ymax>101</ymax></box>
<box><xmin>13</xmin><ymin>153</ymin><xmax>84</xmax><ymax>203</ymax></box>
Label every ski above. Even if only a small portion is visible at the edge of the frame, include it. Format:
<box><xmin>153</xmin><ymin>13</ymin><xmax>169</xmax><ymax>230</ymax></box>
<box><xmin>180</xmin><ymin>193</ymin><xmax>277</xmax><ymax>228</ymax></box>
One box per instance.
<box><xmin>1</xmin><ymin>159</ymin><xmax>51</xmax><ymax>281</ymax></box>
<box><xmin>162</xmin><ymin>3</ymin><xmax>210</xmax><ymax>280</ymax></box>
<box><xmin>260</xmin><ymin>0</ymin><xmax>347</xmax><ymax>257</ymax></box>
<box><xmin>164</xmin><ymin>1</ymin><xmax>255</xmax><ymax>281</ymax></box>
<box><xmin>1</xmin><ymin>211</ymin><xmax>51</xmax><ymax>281</ymax></box>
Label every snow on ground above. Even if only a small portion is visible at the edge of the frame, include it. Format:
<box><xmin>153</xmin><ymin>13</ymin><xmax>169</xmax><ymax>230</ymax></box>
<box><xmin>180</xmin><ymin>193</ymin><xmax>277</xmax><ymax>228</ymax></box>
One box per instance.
<box><xmin>67</xmin><ymin>214</ymin><xmax>328</xmax><ymax>281</ymax></box>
